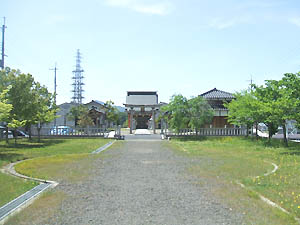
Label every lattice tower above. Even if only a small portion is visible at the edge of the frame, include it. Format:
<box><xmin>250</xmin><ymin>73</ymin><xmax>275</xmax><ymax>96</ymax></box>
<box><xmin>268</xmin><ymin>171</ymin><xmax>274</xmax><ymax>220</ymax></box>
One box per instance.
<box><xmin>71</xmin><ymin>49</ymin><xmax>84</xmax><ymax>104</ymax></box>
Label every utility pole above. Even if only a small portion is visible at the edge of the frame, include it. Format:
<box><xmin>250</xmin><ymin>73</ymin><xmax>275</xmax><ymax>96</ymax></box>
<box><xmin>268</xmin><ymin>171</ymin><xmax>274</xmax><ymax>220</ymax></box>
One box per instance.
<box><xmin>247</xmin><ymin>75</ymin><xmax>254</xmax><ymax>90</ymax></box>
<box><xmin>50</xmin><ymin>63</ymin><xmax>58</xmax><ymax>126</ymax></box>
<box><xmin>1</xmin><ymin>17</ymin><xmax>7</xmax><ymax>70</ymax></box>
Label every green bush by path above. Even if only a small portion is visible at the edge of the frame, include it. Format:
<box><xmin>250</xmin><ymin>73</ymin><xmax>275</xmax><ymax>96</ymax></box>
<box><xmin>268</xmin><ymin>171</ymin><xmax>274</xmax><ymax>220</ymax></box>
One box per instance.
<box><xmin>0</xmin><ymin>138</ymin><xmax>110</xmax><ymax>207</ymax></box>
<box><xmin>170</xmin><ymin>137</ymin><xmax>300</xmax><ymax>224</ymax></box>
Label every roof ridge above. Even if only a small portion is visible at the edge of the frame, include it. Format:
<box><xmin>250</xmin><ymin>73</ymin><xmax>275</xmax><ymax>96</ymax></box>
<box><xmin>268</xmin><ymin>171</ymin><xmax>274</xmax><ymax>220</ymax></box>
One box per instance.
<box><xmin>200</xmin><ymin>88</ymin><xmax>234</xmax><ymax>99</ymax></box>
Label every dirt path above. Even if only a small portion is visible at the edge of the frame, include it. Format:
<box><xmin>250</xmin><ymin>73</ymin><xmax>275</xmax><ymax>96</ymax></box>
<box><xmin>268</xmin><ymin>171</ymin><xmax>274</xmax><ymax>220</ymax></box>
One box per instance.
<box><xmin>6</xmin><ymin>135</ymin><xmax>243</xmax><ymax>225</ymax></box>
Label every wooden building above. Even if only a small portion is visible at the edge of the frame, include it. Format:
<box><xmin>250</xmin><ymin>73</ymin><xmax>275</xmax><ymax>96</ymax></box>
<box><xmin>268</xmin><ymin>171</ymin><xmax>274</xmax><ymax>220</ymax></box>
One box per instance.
<box><xmin>200</xmin><ymin>88</ymin><xmax>235</xmax><ymax>128</ymax></box>
<box><xmin>85</xmin><ymin>100</ymin><xmax>108</xmax><ymax>127</ymax></box>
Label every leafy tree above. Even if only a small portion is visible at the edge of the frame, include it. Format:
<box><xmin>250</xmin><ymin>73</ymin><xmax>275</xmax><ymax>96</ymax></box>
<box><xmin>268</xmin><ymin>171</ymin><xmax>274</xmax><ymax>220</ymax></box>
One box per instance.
<box><xmin>68</xmin><ymin>105</ymin><xmax>88</xmax><ymax>126</ymax></box>
<box><xmin>0</xmin><ymin>68</ymin><xmax>57</xmax><ymax>141</ymax></box>
<box><xmin>0</xmin><ymin>87</ymin><xmax>12</xmax><ymax>122</ymax></box>
<box><xmin>254</xmin><ymin>75</ymin><xmax>300</xmax><ymax>146</ymax></box>
<box><xmin>104</xmin><ymin>100</ymin><xmax>118</xmax><ymax>127</ymax></box>
<box><xmin>117</xmin><ymin>111</ymin><xmax>127</xmax><ymax>127</ymax></box>
<box><xmin>225</xmin><ymin>91</ymin><xmax>255</xmax><ymax>135</ymax></box>
<box><xmin>8</xmin><ymin>119</ymin><xmax>26</xmax><ymax>145</ymax></box>
<box><xmin>188</xmin><ymin>96</ymin><xmax>214</xmax><ymax>134</ymax></box>
<box><xmin>160</xmin><ymin>94</ymin><xmax>190</xmax><ymax>132</ymax></box>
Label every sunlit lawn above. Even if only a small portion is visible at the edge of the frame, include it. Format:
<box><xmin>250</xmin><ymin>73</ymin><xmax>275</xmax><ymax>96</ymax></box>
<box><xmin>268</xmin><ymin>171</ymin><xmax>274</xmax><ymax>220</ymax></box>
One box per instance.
<box><xmin>171</xmin><ymin>137</ymin><xmax>300</xmax><ymax>224</ymax></box>
<box><xmin>0</xmin><ymin>138</ymin><xmax>110</xmax><ymax>207</ymax></box>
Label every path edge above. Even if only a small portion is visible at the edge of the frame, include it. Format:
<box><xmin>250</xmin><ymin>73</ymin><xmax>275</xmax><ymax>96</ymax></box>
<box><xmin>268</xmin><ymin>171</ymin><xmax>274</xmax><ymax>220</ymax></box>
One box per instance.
<box><xmin>0</xmin><ymin>140</ymin><xmax>115</xmax><ymax>224</ymax></box>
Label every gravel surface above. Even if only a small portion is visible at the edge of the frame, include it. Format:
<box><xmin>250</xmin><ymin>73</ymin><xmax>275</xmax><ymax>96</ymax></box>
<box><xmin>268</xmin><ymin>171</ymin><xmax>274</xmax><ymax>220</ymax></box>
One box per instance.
<box><xmin>10</xmin><ymin>135</ymin><xmax>244</xmax><ymax>224</ymax></box>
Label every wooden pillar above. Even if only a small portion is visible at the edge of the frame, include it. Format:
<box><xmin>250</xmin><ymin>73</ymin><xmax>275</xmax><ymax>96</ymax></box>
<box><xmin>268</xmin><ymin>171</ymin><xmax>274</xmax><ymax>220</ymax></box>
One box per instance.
<box><xmin>152</xmin><ymin>108</ymin><xmax>156</xmax><ymax>134</ymax></box>
<box><xmin>130</xmin><ymin>108</ymin><xmax>134</xmax><ymax>134</ymax></box>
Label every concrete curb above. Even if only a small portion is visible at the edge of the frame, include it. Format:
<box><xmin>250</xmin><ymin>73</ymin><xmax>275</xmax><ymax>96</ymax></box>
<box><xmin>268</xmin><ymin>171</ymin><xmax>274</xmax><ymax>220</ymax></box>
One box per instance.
<box><xmin>0</xmin><ymin>140</ymin><xmax>115</xmax><ymax>224</ymax></box>
<box><xmin>237</xmin><ymin>162</ymin><xmax>300</xmax><ymax>223</ymax></box>
<box><xmin>91</xmin><ymin>140</ymin><xmax>115</xmax><ymax>154</ymax></box>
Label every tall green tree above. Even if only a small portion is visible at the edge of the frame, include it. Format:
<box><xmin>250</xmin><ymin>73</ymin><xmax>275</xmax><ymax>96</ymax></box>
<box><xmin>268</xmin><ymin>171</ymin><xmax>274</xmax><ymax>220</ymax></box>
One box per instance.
<box><xmin>30</xmin><ymin>82</ymin><xmax>58</xmax><ymax>141</ymax></box>
<box><xmin>254</xmin><ymin>74</ymin><xmax>300</xmax><ymax>146</ymax></box>
<box><xmin>104</xmin><ymin>100</ymin><xmax>118</xmax><ymax>127</ymax></box>
<box><xmin>225</xmin><ymin>91</ymin><xmax>256</xmax><ymax>135</ymax></box>
<box><xmin>188</xmin><ymin>96</ymin><xmax>214</xmax><ymax>134</ymax></box>
<box><xmin>161</xmin><ymin>94</ymin><xmax>190</xmax><ymax>132</ymax></box>
<box><xmin>68</xmin><ymin>105</ymin><xmax>90</xmax><ymax>126</ymax></box>
<box><xmin>0</xmin><ymin>87</ymin><xmax>12</xmax><ymax>122</ymax></box>
<box><xmin>0</xmin><ymin>68</ymin><xmax>57</xmax><ymax>140</ymax></box>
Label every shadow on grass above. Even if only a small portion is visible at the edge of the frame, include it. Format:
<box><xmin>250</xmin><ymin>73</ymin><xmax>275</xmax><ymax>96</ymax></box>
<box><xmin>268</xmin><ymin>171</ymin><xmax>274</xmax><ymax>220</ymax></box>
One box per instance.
<box><xmin>0</xmin><ymin>139</ymin><xmax>66</xmax><ymax>149</ymax></box>
<box><xmin>0</xmin><ymin>153</ymin><xmax>27</xmax><ymax>163</ymax></box>
<box><xmin>171</xmin><ymin>136</ymin><xmax>207</xmax><ymax>142</ymax></box>
<box><xmin>280</xmin><ymin>151</ymin><xmax>300</xmax><ymax>156</ymax></box>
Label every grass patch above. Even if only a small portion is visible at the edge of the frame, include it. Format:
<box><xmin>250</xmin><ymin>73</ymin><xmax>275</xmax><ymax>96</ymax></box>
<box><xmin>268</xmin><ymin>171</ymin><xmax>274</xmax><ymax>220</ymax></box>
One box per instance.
<box><xmin>170</xmin><ymin>137</ymin><xmax>300</xmax><ymax>224</ymax></box>
<box><xmin>0</xmin><ymin>173</ymin><xmax>38</xmax><ymax>206</ymax></box>
<box><xmin>0</xmin><ymin>138</ymin><xmax>111</xmax><ymax>207</ymax></box>
<box><xmin>5</xmin><ymin>190</ymin><xmax>66</xmax><ymax>225</ymax></box>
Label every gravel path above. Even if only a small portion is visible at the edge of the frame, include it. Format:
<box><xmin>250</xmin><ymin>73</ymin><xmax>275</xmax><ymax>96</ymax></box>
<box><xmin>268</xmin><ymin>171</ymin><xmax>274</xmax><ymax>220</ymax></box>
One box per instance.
<box><xmin>10</xmin><ymin>135</ymin><xmax>243</xmax><ymax>224</ymax></box>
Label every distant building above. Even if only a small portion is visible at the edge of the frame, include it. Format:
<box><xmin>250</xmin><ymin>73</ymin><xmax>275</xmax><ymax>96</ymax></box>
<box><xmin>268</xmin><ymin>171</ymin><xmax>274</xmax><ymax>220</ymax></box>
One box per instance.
<box><xmin>47</xmin><ymin>100</ymin><xmax>110</xmax><ymax>128</ymax></box>
<box><xmin>200</xmin><ymin>88</ymin><xmax>235</xmax><ymax>128</ymax></box>
<box><xmin>84</xmin><ymin>100</ymin><xmax>108</xmax><ymax>127</ymax></box>
<box><xmin>47</xmin><ymin>102</ymin><xmax>77</xmax><ymax>127</ymax></box>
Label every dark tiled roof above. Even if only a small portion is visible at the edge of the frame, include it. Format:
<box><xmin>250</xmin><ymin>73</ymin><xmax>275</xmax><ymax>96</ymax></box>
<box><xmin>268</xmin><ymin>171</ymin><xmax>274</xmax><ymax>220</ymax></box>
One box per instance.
<box><xmin>200</xmin><ymin>88</ymin><xmax>235</xmax><ymax>99</ymax></box>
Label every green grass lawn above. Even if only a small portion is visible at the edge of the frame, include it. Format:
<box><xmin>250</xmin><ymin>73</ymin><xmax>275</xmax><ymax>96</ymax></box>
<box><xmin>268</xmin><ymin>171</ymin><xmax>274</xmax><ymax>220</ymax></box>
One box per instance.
<box><xmin>170</xmin><ymin>137</ymin><xmax>300</xmax><ymax>225</ymax></box>
<box><xmin>0</xmin><ymin>138</ymin><xmax>111</xmax><ymax>207</ymax></box>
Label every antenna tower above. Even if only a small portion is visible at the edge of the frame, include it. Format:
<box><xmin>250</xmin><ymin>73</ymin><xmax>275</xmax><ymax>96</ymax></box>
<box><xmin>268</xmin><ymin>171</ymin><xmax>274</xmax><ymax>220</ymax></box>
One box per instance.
<box><xmin>1</xmin><ymin>17</ymin><xmax>7</xmax><ymax>70</ymax></box>
<box><xmin>71</xmin><ymin>49</ymin><xmax>84</xmax><ymax>104</ymax></box>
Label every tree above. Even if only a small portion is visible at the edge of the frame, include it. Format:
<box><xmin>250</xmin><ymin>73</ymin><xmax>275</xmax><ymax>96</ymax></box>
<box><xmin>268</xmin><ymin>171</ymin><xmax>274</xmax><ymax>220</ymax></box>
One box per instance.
<box><xmin>104</xmin><ymin>100</ymin><xmax>118</xmax><ymax>128</ymax></box>
<box><xmin>68</xmin><ymin>105</ymin><xmax>94</xmax><ymax>127</ymax></box>
<box><xmin>117</xmin><ymin>111</ymin><xmax>127</xmax><ymax>127</ymax></box>
<box><xmin>161</xmin><ymin>94</ymin><xmax>190</xmax><ymax>132</ymax></box>
<box><xmin>8</xmin><ymin>119</ymin><xmax>26</xmax><ymax>145</ymax></box>
<box><xmin>0</xmin><ymin>68</ymin><xmax>57</xmax><ymax>141</ymax></box>
<box><xmin>77</xmin><ymin>110</ymin><xmax>94</xmax><ymax>127</ymax></box>
<box><xmin>254</xmin><ymin>75</ymin><xmax>300</xmax><ymax>146</ymax></box>
<box><xmin>225</xmin><ymin>90</ymin><xmax>264</xmax><ymax>137</ymax></box>
<box><xmin>188</xmin><ymin>96</ymin><xmax>214</xmax><ymax>134</ymax></box>
<box><xmin>0</xmin><ymin>87</ymin><xmax>12</xmax><ymax>122</ymax></box>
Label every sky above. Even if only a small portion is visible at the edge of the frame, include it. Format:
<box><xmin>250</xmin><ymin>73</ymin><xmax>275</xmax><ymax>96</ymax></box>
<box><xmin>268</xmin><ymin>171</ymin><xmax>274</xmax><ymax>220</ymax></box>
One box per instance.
<box><xmin>2</xmin><ymin>0</ymin><xmax>300</xmax><ymax>106</ymax></box>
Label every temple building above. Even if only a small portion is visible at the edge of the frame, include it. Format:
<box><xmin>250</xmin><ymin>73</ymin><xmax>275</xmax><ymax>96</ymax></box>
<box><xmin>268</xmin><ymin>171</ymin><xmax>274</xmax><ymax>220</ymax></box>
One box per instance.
<box><xmin>200</xmin><ymin>88</ymin><xmax>235</xmax><ymax>128</ymax></box>
<box><xmin>124</xmin><ymin>91</ymin><xmax>166</xmax><ymax>134</ymax></box>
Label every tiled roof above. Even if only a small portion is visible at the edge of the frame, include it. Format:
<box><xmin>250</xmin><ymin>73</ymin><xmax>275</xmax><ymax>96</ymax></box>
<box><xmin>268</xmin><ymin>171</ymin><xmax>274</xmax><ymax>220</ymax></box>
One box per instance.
<box><xmin>200</xmin><ymin>88</ymin><xmax>235</xmax><ymax>99</ymax></box>
<box><xmin>93</xmin><ymin>100</ymin><xmax>105</xmax><ymax>105</ymax></box>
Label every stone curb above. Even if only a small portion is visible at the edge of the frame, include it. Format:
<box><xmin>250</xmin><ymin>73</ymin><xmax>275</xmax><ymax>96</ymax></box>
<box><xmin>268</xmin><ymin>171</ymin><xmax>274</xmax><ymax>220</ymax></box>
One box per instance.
<box><xmin>0</xmin><ymin>140</ymin><xmax>115</xmax><ymax>224</ymax></box>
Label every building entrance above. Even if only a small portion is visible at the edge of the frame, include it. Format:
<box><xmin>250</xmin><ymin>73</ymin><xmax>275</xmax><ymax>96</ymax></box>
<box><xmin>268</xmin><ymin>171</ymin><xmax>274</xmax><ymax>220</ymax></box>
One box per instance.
<box><xmin>135</xmin><ymin>115</ymin><xmax>150</xmax><ymax>129</ymax></box>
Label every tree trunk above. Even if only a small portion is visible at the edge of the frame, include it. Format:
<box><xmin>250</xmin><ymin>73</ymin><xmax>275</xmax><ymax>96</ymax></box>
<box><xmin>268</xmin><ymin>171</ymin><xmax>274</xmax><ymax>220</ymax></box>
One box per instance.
<box><xmin>5</xmin><ymin>126</ymin><xmax>8</xmax><ymax>144</ymax></box>
<box><xmin>14</xmin><ymin>128</ymin><xmax>17</xmax><ymax>145</ymax></box>
<box><xmin>28</xmin><ymin>125</ymin><xmax>32</xmax><ymax>140</ymax></box>
<box><xmin>246</xmin><ymin>124</ymin><xmax>249</xmax><ymax>137</ymax></box>
<box><xmin>255</xmin><ymin>123</ymin><xmax>258</xmax><ymax>140</ymax></box>
<box><xmin>283</xmin><ymin>124</ymin><xmax>288</xmax><ymax>147</ymax></box>
<box><xmin>37</xmin><ymin>127</ymin><xmax>41</xmax><ymax>143</ymax></box>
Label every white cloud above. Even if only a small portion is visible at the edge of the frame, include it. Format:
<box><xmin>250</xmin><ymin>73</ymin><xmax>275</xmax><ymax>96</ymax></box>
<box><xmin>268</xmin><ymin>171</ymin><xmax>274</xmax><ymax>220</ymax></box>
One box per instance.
<box><xmin>208</xmin><ymin>16</ymin><xmax>252</xmax><ymax>30</ymax></box>
<box><xmin>289</xmin><ymin>17</ymin><xmax>300</xmax><ymax>27</ymax></box>
<box><xmin>45</xmin><ymin>15</ymin><xmax>70</xmax><ymax>25</ymax></box>
<box><xmin>105</xmin><ymin>0</ymin><xmax>172</xmax><ymax>15</ymax></box>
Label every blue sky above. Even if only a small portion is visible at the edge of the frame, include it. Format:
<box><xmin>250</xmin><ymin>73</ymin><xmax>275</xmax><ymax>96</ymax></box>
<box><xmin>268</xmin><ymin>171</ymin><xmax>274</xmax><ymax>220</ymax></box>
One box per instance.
<box><xmin>2</xmin><ymin>0</ymin><xmax>300</xmax><ymax>106</ymax></box>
